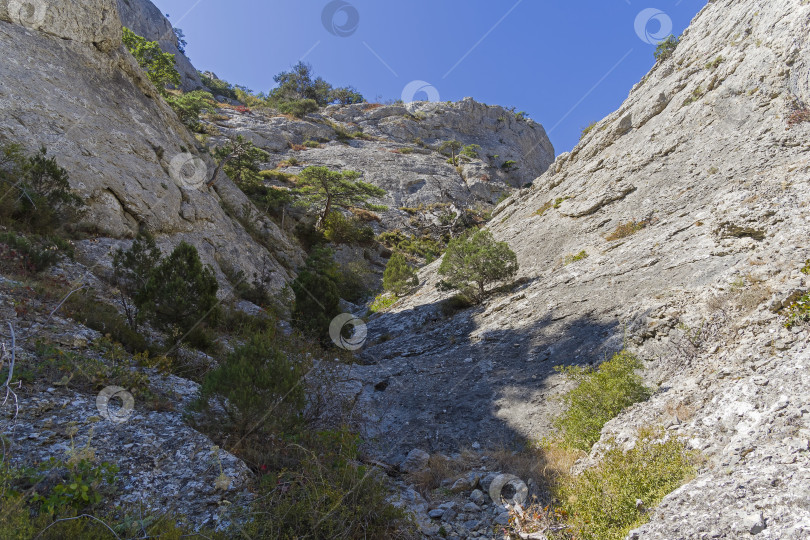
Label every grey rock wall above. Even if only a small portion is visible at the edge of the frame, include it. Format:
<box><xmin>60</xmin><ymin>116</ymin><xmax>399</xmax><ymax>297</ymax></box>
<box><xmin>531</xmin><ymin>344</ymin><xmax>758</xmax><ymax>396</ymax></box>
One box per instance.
<box><xmin>0</xmin><ymin>3</ymin><xmax>301</xmax><ymax>291</ymax></box>
<box><xmin>349</xmin><ymin>1</ymin><xmax>810</xmax><ymax>537</ymax></box>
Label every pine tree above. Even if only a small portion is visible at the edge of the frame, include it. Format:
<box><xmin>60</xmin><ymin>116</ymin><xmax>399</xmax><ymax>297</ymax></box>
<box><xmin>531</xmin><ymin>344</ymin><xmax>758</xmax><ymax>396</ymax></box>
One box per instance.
<box><xmin>438</xmin><ymin>229</ymin><xmax>518</xmax><ymax>302</ymax></box>
<box><xmin>197</xmin><ymin>331</ymin><xmax>305</xmax><ymax>433</ymax></box>
<box><xmin>112</xmin><ymin>231</ymin><xmax>162</xmax><ymax>328</ymax></box>
<box><xmin>383</xmin><ymin>252</ymin><xmax>418</xmax><ymax>296</ymax></box>
<box><xmin>122</xmin><ymin>27</ymin><xmax>181</xmax><ymax>95</ymax></box>
<box><xmin>136</xmin><ymin>242</ymin><xmax>219</xmax><ymax>335</ymax></box>
<box><xmin>290</xmin><ymin>246</ymin><xmax>341</xmax><ymax>338</ymax></box>
<box><xmin>294</xmin><ymin>166</ymin><xmax>386</xmax><ymax>228</ymax></box>
<box><xmin>213</xmin><ymin>135</ymin><xmax>269</xmax><ymax>186</ymax></box>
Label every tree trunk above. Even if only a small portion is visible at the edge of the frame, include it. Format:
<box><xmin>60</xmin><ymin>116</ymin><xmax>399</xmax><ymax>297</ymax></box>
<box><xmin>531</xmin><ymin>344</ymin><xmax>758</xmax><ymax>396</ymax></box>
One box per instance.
<box><xmin>317</xmin><ymin>196</ymin><xmax>332</xmax><ymax>229</ymax></box>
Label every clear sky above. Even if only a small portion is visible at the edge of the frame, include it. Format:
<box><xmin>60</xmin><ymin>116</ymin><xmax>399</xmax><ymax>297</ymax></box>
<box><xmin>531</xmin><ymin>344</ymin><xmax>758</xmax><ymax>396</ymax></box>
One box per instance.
<box><xmin>153</xmin><ymin>0</ymin><xmax>707</xmax><ymax>155</ymax></box>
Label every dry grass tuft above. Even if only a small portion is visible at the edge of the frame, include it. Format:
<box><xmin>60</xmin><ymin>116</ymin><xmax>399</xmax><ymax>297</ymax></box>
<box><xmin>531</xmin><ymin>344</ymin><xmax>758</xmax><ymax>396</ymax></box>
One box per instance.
<box><xmin>350</xmin><ymin>208</ymin><xmax>382</xmax><ymax>222</ymax></box>
<box><xmin>788</xmin><ymin>107</ymin><xmax>810</xmax><ymax>127</ymax></box>
<box><xmin>534</xmin><ymin>200</ymin><xmax>553</xmax><ymax>217</ymax></box>
<box><xmin>707</xmin><ymin>276</ymin><xmax>772</xmax><ymax>314</ymax></box>
<box><xmin>489</xmin><ymin>444</ymin><xmax>582</xmax><ymax>496</ymax></box>
<box><xmin>664</xmin><ymin>400</ymin><xmax>696</xmax><ymax>422</ymax></box>
<box><xmin>406</xmin><ymin>454</ymin><xmax>461</xmax><ymax>497</ymax></box>
<box><xmin>605</xmin><ymin>220</ymin><xmax>647</xmax><ymax>241</ymax></box>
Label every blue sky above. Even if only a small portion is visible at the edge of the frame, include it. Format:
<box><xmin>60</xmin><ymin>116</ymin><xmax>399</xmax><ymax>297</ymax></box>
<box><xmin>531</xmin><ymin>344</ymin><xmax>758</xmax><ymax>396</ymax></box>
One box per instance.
<box><xmin>153</xmin><ymin>0</ymin><xmax>707</xmax><ymax>154</ymax></box>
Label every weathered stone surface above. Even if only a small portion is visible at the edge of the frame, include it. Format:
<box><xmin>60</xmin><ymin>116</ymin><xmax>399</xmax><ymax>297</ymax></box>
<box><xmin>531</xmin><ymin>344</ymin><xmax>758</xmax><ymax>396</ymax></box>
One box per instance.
<box><xmin>5</xmin><ymin>0</ymin><xmax>810</xmax><ymax>537</ymax></box>
<box><xmin>342</xmin><ymin>0</ymin><xmax>810</xmax><ymax>537</ymax></box>
<box><xmin>0</xmin><ymin>279</ymin><xmax>252</xmax><ymax>530</ymax></box>
<box><xmin>206</xmin><ymin>97</ymin><xmax>556</xmax><ymax>234</ymax></box>
<box><xmin>428</xmin><ymin>508</ymin><xmax>445</xmax><ymax>519</ymax></box>
<box><xmin>399</xmin><ymin>447</ymin><xmax>431</xmax><ymax>473</ymax></box>
<box><xmin>0</xmin><ymin>7</ymin><xmax>301</xmax><ymax>291</ymax></box>
<box><xmin>0</xmin><ymin>0</ymin><xmax>122</xmax><ymax>51</ymax></box>
<box><xmin>450</xmin><ymin>471</ymin><xmax>481</xmax><ymax>493</ymax></box>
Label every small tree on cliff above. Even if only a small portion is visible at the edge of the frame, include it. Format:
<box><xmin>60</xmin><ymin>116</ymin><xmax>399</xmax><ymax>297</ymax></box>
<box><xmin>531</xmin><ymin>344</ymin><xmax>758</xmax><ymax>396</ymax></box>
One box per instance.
<box><xmin>439</xmin><ymin>140</ymin><xmax>463</xmax><ymax>166</ymax></box>
<box><xmin>136</xmin><ymin>242</ymin><xmax>219</xmax><ymax>336</ymax></box>
<box><xmin>294</xmin><ymin>166</ymin><xmax>386</xmax><ymax>229</ymax></box>
<box><xmin>383</xmin><ymin>252</ymin><xmax>418</xmax><ymax>296</ymax></box>
<box><xmin>654</xmin><ymin>34</ymin><xmax>680</xmax><ymax>62</ymax></box>
<box><xmin>113</xmin><ymin>231</ymin><xmax>162</xmax><ymax>329</ymax></box>
<box><xmin>290</xmin><ymin>246</ymin><xmax>341</xmax><ymax>338</ymax></box>
<box><xmin>122</xmin><ymin>27</ymin><xmax>181</xmax><ymax>95</ymax></box>
<box><xmin>213</xmin><ymin>135</ymin><xmax>269</xmax><ymax>186</ymax></box>
<box><xmin>438</xmin><ymin>229</ymin><xmax>518</xmax><ymax>303</ymax></box>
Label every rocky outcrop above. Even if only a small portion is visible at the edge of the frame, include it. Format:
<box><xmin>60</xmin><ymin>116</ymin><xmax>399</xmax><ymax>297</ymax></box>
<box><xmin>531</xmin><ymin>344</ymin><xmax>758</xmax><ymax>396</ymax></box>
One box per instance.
<box><xmin>0</xmin><ymin>269</ymin><xmax>252</xmax><ymax>530</ymax></box>
<box><xmin>208</xmin><ymin>98</ymin><xmax>555</xmax><ymax>232</ymax></box>
<box><xmin>0</xmin><ymin>0</ymin><xmax>301</xmax><ymax>290</ymax></box>
<box><xmin>0</xmin><ymin>0</ymin><xmax>121</xmax><ymax>51</ymax></box>
<box><xmin>116</xmin><ymin>0</ymin><xmax>203</xmax><ymax>91</ymax></box>
<box><xmin>350</xmin><ymin>0</ymin><xmax>810</xmax><ymax>537</ymax></box>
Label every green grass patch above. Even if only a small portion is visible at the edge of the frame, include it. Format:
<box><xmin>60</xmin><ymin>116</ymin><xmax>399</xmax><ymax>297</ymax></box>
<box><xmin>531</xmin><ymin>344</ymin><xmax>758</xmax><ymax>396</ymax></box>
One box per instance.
<box><xmin>563</xmin><ymin>250</ymin><xmax>589</xmax><ymax>265</ymax></box>
<box><xmin>378</xmin><ymin>230</ymin><xmax>443</xmax><ymax>261</ymax></box>
<box><xmin>0</xmin><ymin>233</ymin><xmax>71</xmax><ymax>274</ymax></box>
<box><xmin>705</xmin><ymin>56</ymin><xmax>724</xmax><ymax>70</ymax></box>
<box><xmin>605</xmin><ymin>220</ymin><xmax>647</xmax><ymax>241</ymax></box>
<box><xmin>784</xmin><ymin>293</ymin><xmax>810</xmax><ymax>328</ymax></box>
<box><xmin>258</xmin><ymin>169</ymin><xmax>297</xmax><ymax>182</ymax></box>
<box><xmin>553</xmin><ymin>351</ymin><xmax>652</xmax><ymax>451</ymax></box>
<box><xmin>29</xmin><ymin>339</ymin><xmax>151</xmax><ymax>398</ymax></box>
<box><xmin>370</xmin><ymin>292</ymin><xmax>397</xmax><ymax>313</ymax></box>
<box><xmin>538</xmin><ymin>196</ymin><xmax>572</xmax><ymax>216</ymax></box>
<box><xmin>557</xmin><ymin>428</ymin><xmax>696</xmax><ymax>540</ymax></box>
<box><xmin>580</xmin><ymin>121</ymin><xmax>598</xmax><ymax>139</ymax></box>
<box><xmin>0</xmin><ymin>458</ymin><xmax>210</xmax><ymax>539</ymax></box>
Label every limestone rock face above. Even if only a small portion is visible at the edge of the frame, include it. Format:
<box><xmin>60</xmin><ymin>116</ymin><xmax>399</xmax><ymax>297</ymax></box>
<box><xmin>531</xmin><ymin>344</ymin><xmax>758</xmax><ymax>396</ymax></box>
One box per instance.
<box><xmin>116</xmin><ymin>0</ymin><xmax>203</xmax><ymax>91</ymax></box>
<box><xmin>349</xmin><ymin>1</ymin><xmax>810</xmax><ymax>536</ymax></box>
<box><xmin>207</xmin><ymin>98</ymin><xmax>555</xmax><ymax>232</ymax></box>
<box><xmin>0</xmin><ymin>0</ymin><xmax>122</xmax><ymax>51</ymax></box>
<box><xmin>0</xmin><ymin>6</ymin><xmax>300</xmax><ymax>289</ymax></box>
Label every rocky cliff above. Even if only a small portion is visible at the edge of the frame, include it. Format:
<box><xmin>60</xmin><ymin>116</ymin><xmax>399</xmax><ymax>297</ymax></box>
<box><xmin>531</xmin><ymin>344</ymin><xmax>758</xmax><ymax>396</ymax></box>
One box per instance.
<box><xmin>354</xmin><ymin>0</ymin><xmax>810</xmax><ymax>537</ymax></box>
<box><xmin>0</xmin><ymin>0</ymin><xmax>555</xmax><ymax>533</ymax></box>
<box><xmin>207</xmin><ymin>98</ymin><xmax>554</xmax><ymax>233</ymax></box>
<box><xmin>0</xmin><ymin>0</ymin><xmax>299</xmax><ymax>290</ymax></box>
